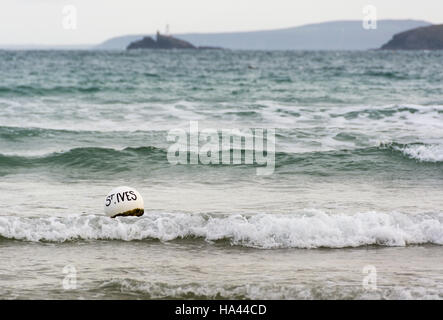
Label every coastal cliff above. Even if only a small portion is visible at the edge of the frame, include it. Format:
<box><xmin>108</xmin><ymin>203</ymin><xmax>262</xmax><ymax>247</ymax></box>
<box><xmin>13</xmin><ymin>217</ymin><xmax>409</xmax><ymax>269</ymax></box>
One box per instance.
<box><xmin>381</xmin><ymin>24</ymin><xmax>443</xmax><ymax>50</ymax></box>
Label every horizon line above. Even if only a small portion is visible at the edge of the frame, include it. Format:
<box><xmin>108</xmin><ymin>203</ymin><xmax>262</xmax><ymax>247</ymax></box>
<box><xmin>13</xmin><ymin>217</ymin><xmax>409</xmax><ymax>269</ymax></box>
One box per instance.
<box><xmin>0</xmin><ymin>18</ymin><xmax>437</xmax><ymax>48</ymax></box>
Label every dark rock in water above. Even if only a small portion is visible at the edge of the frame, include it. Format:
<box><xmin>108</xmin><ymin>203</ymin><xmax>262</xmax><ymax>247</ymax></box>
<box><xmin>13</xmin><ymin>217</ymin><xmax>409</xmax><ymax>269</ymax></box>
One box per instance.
<box><xmin>155</xmin><ymin>33</ymin><xmax>196</xmax><ymax>49</ymax></box>
<box><xmin>126</xmin><ymin>36</ymin><xmax>158</xmax><ymax>50</ymax></box>
<box><xmin>381</xmin><ymin>24</ymin><xmax>443</xmax><ymax>50</ymax></box>
<box><xmin>127</xmin><ymin>32</ymin><xmax>196</xmax><ymax>50</ymax></box>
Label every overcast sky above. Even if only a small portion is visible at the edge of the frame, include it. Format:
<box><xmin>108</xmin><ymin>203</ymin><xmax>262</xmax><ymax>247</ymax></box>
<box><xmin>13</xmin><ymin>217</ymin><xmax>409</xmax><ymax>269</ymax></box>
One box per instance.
<box><xmin>1</xmin><ymin>0</ymin><xmax>442</xmax><ymax>45</ymax></box>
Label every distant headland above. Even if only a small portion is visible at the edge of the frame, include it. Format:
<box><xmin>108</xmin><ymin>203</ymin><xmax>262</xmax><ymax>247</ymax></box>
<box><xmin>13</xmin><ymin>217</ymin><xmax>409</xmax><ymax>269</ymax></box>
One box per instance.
<box><xmin>127</xmin><ymin>32</ymin><xmax>222</xmax><ymax>50</ymax></box>
<box><xmin>381</xmin><ymin>24</ymin><xmax>443</xmax><ymax>50</ymax></box>
<box><xmin>95</xmin><ymin>20</ymin><xmax>431</xmax><ymax>51</ymax></box>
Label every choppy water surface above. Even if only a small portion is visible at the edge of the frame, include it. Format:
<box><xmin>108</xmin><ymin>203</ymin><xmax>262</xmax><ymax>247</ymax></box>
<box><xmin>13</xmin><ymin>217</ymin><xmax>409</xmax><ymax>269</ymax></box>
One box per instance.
<box><xmin>0</xmin><ymin>50</ymin><xmax>442</xmax><ymax>299</ymax></box>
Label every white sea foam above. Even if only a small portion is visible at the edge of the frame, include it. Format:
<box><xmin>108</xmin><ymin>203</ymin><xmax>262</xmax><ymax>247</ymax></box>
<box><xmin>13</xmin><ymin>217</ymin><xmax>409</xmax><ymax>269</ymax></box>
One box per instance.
<box><xmin>98</xmin><ymin>279</ymin><xmax>443</xmax><ymax>300</ymax></box>
<box><xmin>396</xmin><ymin>144</ymin><xmax>443</xmax><ymax>162</ymax></box>
<box><xmin>2</xmin><ymin>103</ymin><xmax>443</xmax><ymax>157</ymax></box>
<box><xmin>1</xmin><ymin>101</ymin><xmax>442</xmax><ymax>134</ymax></box>
<box><xmin>1</xmin><ymin>211</ymin><xmax>442</xmax><ymax>248</ymax></box>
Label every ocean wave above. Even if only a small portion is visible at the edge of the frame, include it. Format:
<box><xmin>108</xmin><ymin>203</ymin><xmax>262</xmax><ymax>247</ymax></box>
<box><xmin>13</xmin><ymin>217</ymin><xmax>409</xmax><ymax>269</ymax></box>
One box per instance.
<box><xmin>390</xmin><ymin>143</ymin><xmax>443</xmax><ymax>162</ymax></box>
<box><xmin>0</xmin><ymin>146</ymin><xmax>167</xmax><ymax>172</ymax></box>
<box><xmin>362</xmin><ymin>142</ymin><xmax>443</xmax><ymax>163</ymax></box>
<box><xmin>0</xmin><ymin>85</ymin><xmax>101</xmax><ymax>96</ymax></box>
<box><xmin>0</xmin><ymin>211</ymin><xmax>442</xmax><ymax>248</ymax></box>
<box><xmin>1</xmin><ymin>103</ymin><xmax>442</xmax><ymax>133</ymax></box>
<box><xmin>96</xmin><ymin>279</ymin><xmax>443</xmax><ymax>300</ymax></box>
<box><xmin>362</xmin><ymin>70</ymin><xmax>409</xmax><ymax>80</ymax></box>
<box><xmin>0</xmin><ymin>143</ymin><xmax>441</xmax><ymax>177</ymax></box>
<box><xmin>0</xmin><ymin>125</ymin><xmax>81</xmax><ymax>139</ymax></box>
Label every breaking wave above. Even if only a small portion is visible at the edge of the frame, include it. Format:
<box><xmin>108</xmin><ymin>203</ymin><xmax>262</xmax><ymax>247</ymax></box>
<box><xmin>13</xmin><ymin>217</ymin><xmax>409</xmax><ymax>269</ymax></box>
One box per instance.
<box><xmin>1</xmin><ymin>142</ymin><xmax>442</xmax><ymax>174</ymax></box>
<box><xmin>390</xmin><ymin>143</ymin><xmax>443</xmax><ymax>162</ymax></box>
<box><xmin>96</xmin><ymin>279</ymin><xmax>443</xmax><ymax>300</ymax></box>
<box><xmin>1</xmin><ymin>211</ymin><xmax>442</xmax><ymax>248</ymax></box>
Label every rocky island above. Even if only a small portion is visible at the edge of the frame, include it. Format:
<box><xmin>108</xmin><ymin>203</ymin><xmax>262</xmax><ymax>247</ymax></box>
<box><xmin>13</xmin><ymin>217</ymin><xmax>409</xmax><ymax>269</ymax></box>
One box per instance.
<box><xmin>127</xmin><ymin>32</ymin><xmax>221</xmax><ymax>50</ymax></box>
<box><xmin>381</xmin><ymin>24</ymin><xmax>443</xmax><ymax>50</ymax></box>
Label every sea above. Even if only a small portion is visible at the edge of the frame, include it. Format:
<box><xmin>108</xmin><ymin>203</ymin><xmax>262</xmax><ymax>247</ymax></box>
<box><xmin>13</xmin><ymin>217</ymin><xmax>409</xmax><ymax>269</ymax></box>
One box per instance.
<box><xmin>0</xmin><ymin>50</ymin><xmax>442</xmax><ymax>299</ymax></box>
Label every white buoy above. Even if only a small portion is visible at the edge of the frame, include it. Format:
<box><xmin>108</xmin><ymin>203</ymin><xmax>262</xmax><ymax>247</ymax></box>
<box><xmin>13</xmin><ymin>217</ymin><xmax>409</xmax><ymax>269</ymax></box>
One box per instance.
<box><xmin>104</xmin><ymin>186</ymin><xmax>144</xmax><ymax>218</ymax></box>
